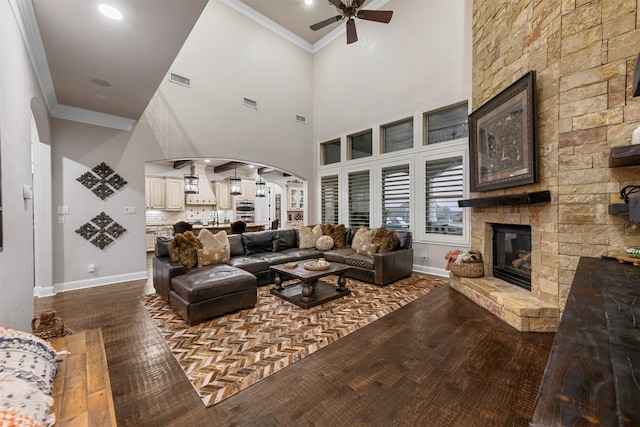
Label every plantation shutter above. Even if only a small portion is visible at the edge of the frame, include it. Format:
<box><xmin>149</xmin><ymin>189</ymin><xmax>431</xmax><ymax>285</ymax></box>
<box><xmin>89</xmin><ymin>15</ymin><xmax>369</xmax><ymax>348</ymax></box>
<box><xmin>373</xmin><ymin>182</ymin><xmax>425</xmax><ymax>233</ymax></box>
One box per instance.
<box><xmin>321</xmin><ymin>175</ymin><xmax>339</xmax><ymax>224</ymax></box>
<box><xmin>381</xmin><ymin>164</ymin><xmax>410</xmax><ymax>230</ymax></box>
<box><xmin>425</xmin><ymin>157</ymin><xmax>463</xmax><ymax>235</ymax></box>
<box><xmin>348</xmin><ymin>170</ymin><xmax>370</xmax><ymax>227</ymax></box>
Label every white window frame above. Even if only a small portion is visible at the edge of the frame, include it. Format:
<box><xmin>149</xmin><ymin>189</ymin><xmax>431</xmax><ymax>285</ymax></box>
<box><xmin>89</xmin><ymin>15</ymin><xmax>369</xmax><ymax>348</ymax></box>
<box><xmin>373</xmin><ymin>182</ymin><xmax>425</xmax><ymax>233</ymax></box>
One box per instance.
<box><xmin>375</xmin><ymin>154</ymin><xmax>414</xmax><ymax>230</ymax></box>
<box><xmin>344</xmin><ymin>164</ymin><xmax>373</xmax><ymax>228</ymax></box>
<box><xmin>417</xmin><ymin>139</ymin><xmax>469</xmax><ymax>246</ymax></box>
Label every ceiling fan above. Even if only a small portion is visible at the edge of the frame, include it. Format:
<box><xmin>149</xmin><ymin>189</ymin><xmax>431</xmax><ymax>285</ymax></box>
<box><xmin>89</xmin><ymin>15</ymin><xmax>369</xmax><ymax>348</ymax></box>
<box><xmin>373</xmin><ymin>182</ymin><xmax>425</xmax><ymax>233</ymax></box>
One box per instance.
<box><xmin>310</xmin><ymin>0</ymin><xmax>393</xmax><ymax>44</ymax></box>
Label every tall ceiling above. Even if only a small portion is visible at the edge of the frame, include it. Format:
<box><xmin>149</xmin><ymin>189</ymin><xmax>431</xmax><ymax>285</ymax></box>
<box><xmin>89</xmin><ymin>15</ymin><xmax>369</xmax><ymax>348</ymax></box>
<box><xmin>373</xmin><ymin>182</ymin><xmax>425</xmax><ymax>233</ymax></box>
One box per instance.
<box><xmin>18</xmin><ymin>0</ymin><xmax>390</xmax><ymax>130</ymax></box>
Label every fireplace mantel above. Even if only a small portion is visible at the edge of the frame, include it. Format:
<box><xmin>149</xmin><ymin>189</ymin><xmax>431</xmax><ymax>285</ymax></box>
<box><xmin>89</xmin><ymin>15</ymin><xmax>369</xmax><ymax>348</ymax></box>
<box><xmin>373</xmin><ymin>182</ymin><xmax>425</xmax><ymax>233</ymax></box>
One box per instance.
<box><xmin>457</xmin><ymin>190</ymin><xmax>551</xmax><ymax>208</ymax></box>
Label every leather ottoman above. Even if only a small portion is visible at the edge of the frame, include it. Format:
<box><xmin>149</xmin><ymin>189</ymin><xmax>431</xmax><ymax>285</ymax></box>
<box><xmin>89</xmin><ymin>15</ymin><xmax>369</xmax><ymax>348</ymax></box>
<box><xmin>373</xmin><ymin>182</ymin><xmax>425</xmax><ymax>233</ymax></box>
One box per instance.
<box><xmin>169</xmin><ymin>264</ymin><xmax>257</xmax><ymax>325</ymax></box>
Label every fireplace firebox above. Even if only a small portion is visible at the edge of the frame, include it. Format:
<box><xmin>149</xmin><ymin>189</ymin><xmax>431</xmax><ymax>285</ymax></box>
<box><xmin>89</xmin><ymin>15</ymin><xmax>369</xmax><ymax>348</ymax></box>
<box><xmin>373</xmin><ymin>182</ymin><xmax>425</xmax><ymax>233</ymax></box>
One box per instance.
<box><xmin>492</xmin><ymin>224</ymin><xmax>531</xmax><ymax>291</ymax></box>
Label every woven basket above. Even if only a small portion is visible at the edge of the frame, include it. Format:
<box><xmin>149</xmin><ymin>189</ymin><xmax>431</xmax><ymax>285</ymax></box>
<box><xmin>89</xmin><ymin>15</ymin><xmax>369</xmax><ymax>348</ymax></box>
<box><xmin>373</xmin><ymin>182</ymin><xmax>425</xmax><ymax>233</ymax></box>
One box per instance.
<box><xmin>448</xmin><ymin>261</ymin><xmax>484</xmax><ymax>278</ymax></box>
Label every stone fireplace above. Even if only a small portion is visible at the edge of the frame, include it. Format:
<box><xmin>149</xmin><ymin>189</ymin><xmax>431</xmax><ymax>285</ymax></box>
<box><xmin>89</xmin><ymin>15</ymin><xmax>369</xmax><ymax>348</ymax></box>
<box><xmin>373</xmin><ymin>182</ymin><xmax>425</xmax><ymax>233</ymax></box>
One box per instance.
<box><xmin>449</xmin><ymin>210</ymin><xmax>559</xmax><ymax>332</ymax></box>
<box><xmin>492</xmin><ymin>224</ymin><xmax>532</xmax><ymax>291</ymax></box>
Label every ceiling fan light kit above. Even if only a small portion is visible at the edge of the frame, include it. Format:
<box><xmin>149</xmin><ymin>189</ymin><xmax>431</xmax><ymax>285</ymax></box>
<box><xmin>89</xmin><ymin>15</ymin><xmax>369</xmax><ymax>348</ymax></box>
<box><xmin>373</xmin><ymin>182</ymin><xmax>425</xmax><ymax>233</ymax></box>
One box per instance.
<box><xmin>309</xmin><ymin>0</ymin><xmax>393</xmax><ymax>44</ymax></box>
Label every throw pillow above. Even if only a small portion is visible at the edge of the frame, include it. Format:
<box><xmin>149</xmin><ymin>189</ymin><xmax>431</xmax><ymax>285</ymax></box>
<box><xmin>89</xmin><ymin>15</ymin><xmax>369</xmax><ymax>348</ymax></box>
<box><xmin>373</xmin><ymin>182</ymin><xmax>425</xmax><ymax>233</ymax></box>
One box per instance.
<box><xmin>315</xmin><ymin>235</ymin><xmax>335</xmax><ymax>251</ymax></box>
<box><xmin>298</xmin><ymin>226</ymin><xmax>318</xmax><ymax>249</ymax></box>
<box><xmin>356</xmin><ymin>242</ymin><xmax>379</xmax><ymax>257</ymax></box>
<box><xmin>323</xmin><ymin>224</ymin><xmax>347</xmax><ymax>248</ymax></box>
<box><xmin>372</xmin><ymin>227</ymin><xmax>400</xmax><ymax>253</ymax></box>
<box><xmin>351</xmin><ymin>227</ymin><xmax>376</xmax><ymax>251</ymax></box>
<box><xmin>197</xmin><ymin>247</ymin><xmax>229</xmax><ymax>267</ymax></box>
<box><xmin>168</xmin><ymin>231</ymin><xmax>202</xmax><ymax>268</ymax></box>
<box><xmin>198</xmin><ymin>229</ymin><xmax>230</xmax><ymax>260</ymax></box>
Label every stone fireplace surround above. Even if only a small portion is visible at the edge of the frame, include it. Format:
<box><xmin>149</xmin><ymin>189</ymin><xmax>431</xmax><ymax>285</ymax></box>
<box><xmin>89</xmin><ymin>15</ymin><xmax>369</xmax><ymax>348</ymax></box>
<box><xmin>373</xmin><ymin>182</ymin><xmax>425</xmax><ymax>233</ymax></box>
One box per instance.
<box><xmin>449</xmin><ymin>220</ymin><xmax>559</xmax><ymax>333</ymax></box>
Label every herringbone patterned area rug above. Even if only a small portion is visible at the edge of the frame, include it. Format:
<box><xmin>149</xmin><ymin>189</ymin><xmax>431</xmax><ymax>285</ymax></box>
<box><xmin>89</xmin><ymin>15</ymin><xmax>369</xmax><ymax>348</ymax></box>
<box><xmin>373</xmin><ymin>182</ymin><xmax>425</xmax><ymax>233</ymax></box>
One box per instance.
<box><xmin>140</xmin><ymin>274</ymin><xmax>445</xmax><ymax>407</ymax></box>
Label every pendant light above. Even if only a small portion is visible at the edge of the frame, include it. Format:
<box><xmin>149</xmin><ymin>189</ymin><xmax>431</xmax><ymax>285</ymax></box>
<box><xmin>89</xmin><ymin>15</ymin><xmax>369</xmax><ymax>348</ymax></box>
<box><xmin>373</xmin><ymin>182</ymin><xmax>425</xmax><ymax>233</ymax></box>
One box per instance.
<box><xmin>255</xmin><ymin>173</ymin><xmax>266</xmax><ymax>197</ymax></box>
<box><xmin>184</xmin><ymin>163</ymin><xmax>199</xmax><ymax>194</ymax></box>
<box><xmin>230</xmin><ymin>163</ymin><xmax>242</xmax><ymax>195</ymax></box>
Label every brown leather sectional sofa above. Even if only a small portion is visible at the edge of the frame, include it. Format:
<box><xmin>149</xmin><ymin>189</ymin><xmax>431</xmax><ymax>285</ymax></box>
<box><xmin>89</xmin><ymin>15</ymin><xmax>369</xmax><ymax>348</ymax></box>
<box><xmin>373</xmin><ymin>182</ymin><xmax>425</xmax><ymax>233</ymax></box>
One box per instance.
<box><xmin>153</xmin><ymin>227</ymin><xmax>414</xmax><ymax>325</ymax></box>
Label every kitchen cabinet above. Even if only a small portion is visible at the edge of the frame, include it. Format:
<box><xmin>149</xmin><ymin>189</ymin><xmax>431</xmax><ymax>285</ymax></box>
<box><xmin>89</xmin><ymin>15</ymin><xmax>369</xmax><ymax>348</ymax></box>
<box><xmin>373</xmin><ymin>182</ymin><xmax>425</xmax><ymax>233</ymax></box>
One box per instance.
<box><xmin>164</xmin><ymin>178</ymin><xmax>185</xmax><ymax>211</ymax></box>
<box><xmin>287</xmin><ymin>185</ymin><xmax>304</xmax><ymax>210</ymax></box>
<box><xmin>146</xmin><ymin>226</ymin><xmax>171</xmax><ymax>251</ymax></box>
<box><xmin>146</xmin><ymin>177</ymin><xmax>165</xmax><ymax>209</ymax></box>
<box><xmin>232</xmin><ymin>179</ymin><xmax>256</xmax><ymax>202</ymax></box>
<box><xmin>213</xmin><ymin>181</ymin><xmax>231</xmax><ymax>209</ymax></box>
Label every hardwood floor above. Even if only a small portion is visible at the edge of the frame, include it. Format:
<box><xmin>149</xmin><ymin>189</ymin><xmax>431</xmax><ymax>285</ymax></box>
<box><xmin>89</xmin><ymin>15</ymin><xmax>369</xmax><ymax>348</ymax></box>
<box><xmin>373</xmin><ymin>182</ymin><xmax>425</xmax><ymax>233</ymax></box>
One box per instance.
<box><xmin>35</xmin><ymin>259</ymin><xmax>554</xmax><ymax>426</ymax></box>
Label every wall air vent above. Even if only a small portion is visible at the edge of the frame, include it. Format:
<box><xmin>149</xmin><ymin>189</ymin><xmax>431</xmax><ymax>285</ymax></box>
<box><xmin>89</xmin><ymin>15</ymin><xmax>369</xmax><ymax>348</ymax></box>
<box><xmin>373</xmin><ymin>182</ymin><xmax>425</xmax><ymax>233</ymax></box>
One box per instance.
<box><xmin>243</xmin><ymin>97</ymin><xmax>258</xmax><ymax>109</ymax></box>
<box><xmin>169</xmin><ymin>73</ymin><xmax>191</xmax><ymax>87</ymax></box>
<box><xmin>295</xmin><ymin>114</ymin><xmax>307</xmax><ymax>124</ymax></box>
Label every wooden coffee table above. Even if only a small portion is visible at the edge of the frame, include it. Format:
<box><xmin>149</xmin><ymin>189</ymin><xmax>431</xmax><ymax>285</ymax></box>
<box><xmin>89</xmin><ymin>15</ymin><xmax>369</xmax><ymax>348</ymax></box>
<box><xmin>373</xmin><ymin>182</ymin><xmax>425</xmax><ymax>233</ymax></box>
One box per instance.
<box><xmin>270</xmin><ymin>261</ymin><xmax>351</xmax><ymax>309</ymax></box>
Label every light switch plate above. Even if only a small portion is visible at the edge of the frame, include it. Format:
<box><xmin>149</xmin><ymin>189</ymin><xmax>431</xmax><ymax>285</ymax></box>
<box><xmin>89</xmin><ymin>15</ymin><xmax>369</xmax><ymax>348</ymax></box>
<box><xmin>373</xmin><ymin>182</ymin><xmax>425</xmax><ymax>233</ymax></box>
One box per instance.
<box><xmin>124</xmin><ymin>206</ymin><xmax>136</xmax><ymax>214</ymax></box>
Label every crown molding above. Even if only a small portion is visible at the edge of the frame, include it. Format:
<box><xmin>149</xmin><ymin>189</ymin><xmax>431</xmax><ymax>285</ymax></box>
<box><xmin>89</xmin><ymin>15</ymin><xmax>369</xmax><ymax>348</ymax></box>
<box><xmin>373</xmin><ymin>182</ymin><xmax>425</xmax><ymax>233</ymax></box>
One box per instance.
<box><xmin>9</xmin><ymin>0</ymin><xmax>137</xmax><ymax>131</ymax></box>
<box><xmin>219</xmin><ymin>0</ymin><xmax>313</xmax><ymax>52</ymax></box>
<box><xmin>50</xmin><ymin>104</ymin><xmax>136</xmax><ymax>131</ymax></box>
<box><xmin>220</xmin><ymin>0</ymin><xmax>390</xmax><ymax>54</ymax></box>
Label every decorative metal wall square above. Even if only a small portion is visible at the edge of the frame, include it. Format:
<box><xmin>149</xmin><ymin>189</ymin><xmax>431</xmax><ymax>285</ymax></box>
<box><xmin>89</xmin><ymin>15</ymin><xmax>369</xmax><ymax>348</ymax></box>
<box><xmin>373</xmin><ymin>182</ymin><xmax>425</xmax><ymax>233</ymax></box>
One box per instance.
<box><xmin>76</xmin><ymin>212</ymin><xmax>127</xmax><ymax>249</ymax></box>
<box><xmin>77</xmin><ymin>162</ymin><xmax>127</xmax><ymax>200</ymax></box>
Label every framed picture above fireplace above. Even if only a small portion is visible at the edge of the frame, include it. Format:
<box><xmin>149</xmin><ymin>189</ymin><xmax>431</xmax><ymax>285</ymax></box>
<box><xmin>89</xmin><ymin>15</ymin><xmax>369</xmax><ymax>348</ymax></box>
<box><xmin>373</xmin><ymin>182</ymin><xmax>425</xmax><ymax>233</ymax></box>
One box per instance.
<box><xmin>469</xmin><ymin>70</ymin><xmax>538</xmax><ymax>192</ymax></box>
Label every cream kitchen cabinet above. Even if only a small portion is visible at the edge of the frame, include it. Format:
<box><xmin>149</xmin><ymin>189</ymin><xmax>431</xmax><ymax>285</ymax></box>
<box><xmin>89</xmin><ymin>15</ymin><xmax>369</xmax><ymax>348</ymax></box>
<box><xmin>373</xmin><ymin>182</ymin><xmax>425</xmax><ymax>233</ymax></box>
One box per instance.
<box><xmin>212</xmin><ymin>181</ymin><xmax>231</xmax><ymax>209</ymax></box>
<box><xmin>164</xmin><ymin>178</ymin><xmax>185</xmax><ymax>211</ymax></box>
<box><xmin>146</xmin><ymin>226</ymin><xmax>171</xmax><ymax>251</ymax></box>
<box><xmin>146</xmin><ymin>177</ymin><xmax>165</xmax><ymax>209</ymax></box>
<box><xmin>233</xmin><ymin>179</ymin><xmax>256</xmax><ymax>201</ymax></box>
<box><xmin>287</xmin><ymin>185</ymin><xmax>304</xmax><ymax>210</ymax></box>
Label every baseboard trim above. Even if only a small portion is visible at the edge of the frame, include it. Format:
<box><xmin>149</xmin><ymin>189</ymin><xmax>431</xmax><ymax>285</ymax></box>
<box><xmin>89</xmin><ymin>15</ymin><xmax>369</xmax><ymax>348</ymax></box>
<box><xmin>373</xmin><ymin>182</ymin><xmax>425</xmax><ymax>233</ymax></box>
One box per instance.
<box><xmin>47</xmin><ymin>271</ymin><xmax>149</xmax><ymax>296</ymax></box>
<box><xmin>412</xmin><ymin>264</ymin><xmax>449</xmax><ymax>278</ymax></box>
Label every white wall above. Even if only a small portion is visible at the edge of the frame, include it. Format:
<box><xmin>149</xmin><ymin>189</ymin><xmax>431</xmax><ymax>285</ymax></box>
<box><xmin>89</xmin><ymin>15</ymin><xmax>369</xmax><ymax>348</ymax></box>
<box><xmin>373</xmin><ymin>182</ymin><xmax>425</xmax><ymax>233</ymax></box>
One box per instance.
<box><xmin>312</xmin><ymin>0</ymin><xmax>473</xmax><ymax>274</ymax></box>
<box><xmin>0</xmin><ymin>0</ymin><xmax>50</xmax><ymax>331</ymax></box>
<box><xmin>51</xmin><ymin>119</ymin><xmax>147</xmax><ymax>292</ymax></box>
<box><xmin>313</xmin><ymin>0</ymin><xmax>472</xmax><ymax>140</ymax></box>
<box><xmin>138</xmin><ymin>0</ymin><xmax>314</xmax><ymax>180</ymax></box>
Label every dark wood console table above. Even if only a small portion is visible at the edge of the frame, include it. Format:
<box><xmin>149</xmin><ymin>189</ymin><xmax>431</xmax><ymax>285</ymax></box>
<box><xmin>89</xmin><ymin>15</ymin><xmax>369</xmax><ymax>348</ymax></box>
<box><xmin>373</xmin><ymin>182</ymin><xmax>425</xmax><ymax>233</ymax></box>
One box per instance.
<box><xmin>530</xmin><ymin>256</ymin><xmax>640</xmax><ymax>426</ymax></box>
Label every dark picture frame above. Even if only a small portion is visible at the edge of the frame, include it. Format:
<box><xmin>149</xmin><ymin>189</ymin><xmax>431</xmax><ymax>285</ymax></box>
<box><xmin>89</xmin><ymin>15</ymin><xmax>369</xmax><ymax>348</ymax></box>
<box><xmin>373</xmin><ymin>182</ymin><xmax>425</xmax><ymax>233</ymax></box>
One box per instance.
<box><xmin>469</xmin><ymin>70</ymin><xmax>538</xmax><ymax>192</ymax></box>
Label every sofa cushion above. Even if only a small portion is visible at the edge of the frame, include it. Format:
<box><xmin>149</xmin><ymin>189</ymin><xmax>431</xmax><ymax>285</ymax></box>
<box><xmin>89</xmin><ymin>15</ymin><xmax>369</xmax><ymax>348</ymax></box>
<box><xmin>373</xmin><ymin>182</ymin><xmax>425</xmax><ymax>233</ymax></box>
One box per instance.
<box><xmin>345</xmin><ymin>253</ymin><xmax>375</xmax><ymax>269</ymax></box>
<box><xmin>168</xmin><ymin>231</ymin><xmax>202</xmax><ymax>268</ymax></box>
<box><xmin>288</xmin><ymin>248</ymin><xmax>324</xmax><ymax>260</ymax></box>
<box><xmin>315</xmin><ymin>235</ymin><xmax>334</xmax><ymax>251</ymax></box>
<box><xmin>372</xmin><ymin>227</ymin><xmax>399</xmax><ymax>253</ymax></box>
<box><xmin>272</xmin><ymin>229</ymin><xmax>297</xmax><ymax>252</ymax></box>
<box><xmin>356</xmin><ymin>242</ymin><xmax>379</xmax><ymax>257</ymax></box>
<box><xmin>242</xmin><ymin>230</ymin><xmax>275</xmax><ymax>255</ymax></box>
<box><xmin>228</xmin><ymin>256</ymin><xmax>270</xmax><ymax>274</ymax></box>
<box><xmin>351</xmin><ymin>227</ymin><xmax>376</xmax><ymax>250</ymax></box>
<box><xmin>323</xmin><ymin>224</ymin><xmax>347</xmax><ymax>248</ymax></box>
<box><xmin>256</xmin><ymin>252</ymin><xmax>300</xmax><ymax>265</ymax></box>
<box><xmin>228</xmin><ymin>234</ymin><xmax>245</xmax><ymax>257</ymax></box>
<box><xmin>198</xmin><ymin>229</ymin><xmax>230</xmax><ymax>260</ymax></box>
<box><xmin>171</xmin><ymin>265</ymin><xmax>256</xmax><ymax>304</ymax></box>
<box><xmin>299</xmin><ymin>225</ymin><xmax>322</xmax><ymax>249</ymax></box>
<box><xmin>197</xmin><ymin>247</ymin><xmax>229</xmax><ymax>267</ymax></box>
<box><xmin>323</xmin><ymin>248</ymin><xmax>355</xmax><ymax>263</ymax></box>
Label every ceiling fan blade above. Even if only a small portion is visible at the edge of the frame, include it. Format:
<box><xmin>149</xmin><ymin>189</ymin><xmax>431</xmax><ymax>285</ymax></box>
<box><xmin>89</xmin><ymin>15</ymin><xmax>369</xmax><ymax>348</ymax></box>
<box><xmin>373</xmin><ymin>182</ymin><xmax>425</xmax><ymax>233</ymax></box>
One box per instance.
<box><xmin>310</xmin><ymin>15</ymin><xmax>343</xmax><ymax>31</ymax></box>
<box><xmin>357</xmin><ymin>10</ymin><xmax>393</xmax><ymax>23</ymax></box>
<box><xmin>328</xmin><ymin>0</ymin><xmax>347</xmax><ymax>10</ymax></box>
<box><xmin>353</xmin><ymin>0</ymin><xmax>366</xmax><ymax>7</ymax></box>
<box><xmin>346</xmin><ymin>18</ymin><xmax>358</xmax><ymax>44</ymax></box>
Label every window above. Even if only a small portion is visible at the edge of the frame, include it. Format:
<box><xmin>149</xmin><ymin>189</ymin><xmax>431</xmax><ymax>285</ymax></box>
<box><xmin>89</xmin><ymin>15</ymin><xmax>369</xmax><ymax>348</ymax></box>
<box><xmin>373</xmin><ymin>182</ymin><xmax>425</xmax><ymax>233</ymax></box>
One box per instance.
<box><xmin>321</xmin><ymin>140</ymin><xmax>341</xmax><ymax>165</ymax></box>
<box><xmin>381</xmin><ymin>164</ymin><xmax>410</xmax><ymax>230</ymax></box>
<box><xmin>425</xmin><ymin>157</ymin><xmax>463</xmax><ymax>236</ymax></box>
<box><xmin>425</xmin><ymin>103</ymin><xmax>468</xmax><ymax>144</ymax></box>
<box><xmin>382</xmin><ymin>119</ymin><xmax>413</xmax><ymax>153</ymax></box>
<box><xmin>348</xmin><ymin>130</ymin><xmax>372</xmax><ymax>160</ymax></box>
<box><xmin>321</xmin><ymin>175</ymin><xmax>339</xmax><ymax>224</ymax></box>
<box><xmin>348</xmin><ymin>170</ymin><xmax>369</xmax><ymax>227</ymax></box>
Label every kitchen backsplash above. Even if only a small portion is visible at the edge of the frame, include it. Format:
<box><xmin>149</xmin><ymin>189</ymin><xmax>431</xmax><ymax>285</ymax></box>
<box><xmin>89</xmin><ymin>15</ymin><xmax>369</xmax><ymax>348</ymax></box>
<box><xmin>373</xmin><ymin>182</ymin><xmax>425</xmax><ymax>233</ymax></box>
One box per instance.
<box><xmin>146</xmin><ymin>208</ymin><xmax>233</xmax><ymax>224</ymax></box>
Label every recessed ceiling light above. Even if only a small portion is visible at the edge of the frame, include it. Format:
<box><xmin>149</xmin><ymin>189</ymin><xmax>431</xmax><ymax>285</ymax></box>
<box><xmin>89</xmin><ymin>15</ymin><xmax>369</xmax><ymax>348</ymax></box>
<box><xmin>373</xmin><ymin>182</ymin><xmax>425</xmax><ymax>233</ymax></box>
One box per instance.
<box><xmin>98</xmin><ymin>4</ymin><xmax>123</xmax><ymax>20</ymax></box>
<box><xmin>305</xmin><ymin>0</ymin><xmax>313</xmax><ymax>4</ymax></box>
<box><xmin>204</xmin><ymin>159</ymin><xmax>211</xmax><ymax>163</ymax></box>
<box><xmin>91</xmin><ymin>78</ymin><xmax>113</xmax><ymax>88</ymax></box>
<box><xmin>91</xmin><ymin>93</ymin><xmax>109</xmax><ymax>100</ymax></box>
